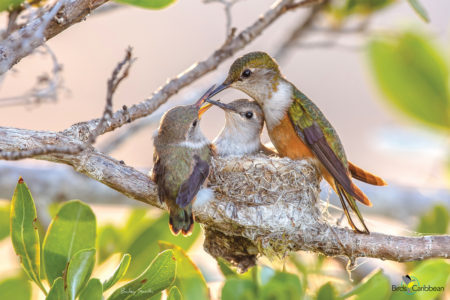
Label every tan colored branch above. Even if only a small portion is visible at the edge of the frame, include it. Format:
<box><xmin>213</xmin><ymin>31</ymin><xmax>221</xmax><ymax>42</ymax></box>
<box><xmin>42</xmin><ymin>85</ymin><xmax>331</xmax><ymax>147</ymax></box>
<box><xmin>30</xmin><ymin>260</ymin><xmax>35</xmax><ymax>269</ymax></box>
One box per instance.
<box><xmin>0</xmin><ymin>126</ymin><xmax>448</xmax><ymax>269</ymax></box>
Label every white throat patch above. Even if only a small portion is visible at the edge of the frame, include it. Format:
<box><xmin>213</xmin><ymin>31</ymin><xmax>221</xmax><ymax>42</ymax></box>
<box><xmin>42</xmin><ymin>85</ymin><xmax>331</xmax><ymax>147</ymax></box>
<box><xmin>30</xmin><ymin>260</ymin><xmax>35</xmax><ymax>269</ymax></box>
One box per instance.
<box><xmin>177</xmin><ymin>139</ymin><xmax>209</xmax><ymax>149</ymax></box>
<box><xmin>263</xmin><ymin>81</ymin><xmax>293</xmax><ymax>130</ymax></box>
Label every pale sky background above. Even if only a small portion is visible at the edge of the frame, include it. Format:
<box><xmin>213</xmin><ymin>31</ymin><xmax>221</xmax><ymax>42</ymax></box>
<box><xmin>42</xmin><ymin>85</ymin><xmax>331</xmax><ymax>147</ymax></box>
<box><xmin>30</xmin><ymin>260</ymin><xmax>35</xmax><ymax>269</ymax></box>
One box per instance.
<box><xmin>0</xmin><ymin>0</ymin><xmax>449</xmax><ymax>191</ymax></box>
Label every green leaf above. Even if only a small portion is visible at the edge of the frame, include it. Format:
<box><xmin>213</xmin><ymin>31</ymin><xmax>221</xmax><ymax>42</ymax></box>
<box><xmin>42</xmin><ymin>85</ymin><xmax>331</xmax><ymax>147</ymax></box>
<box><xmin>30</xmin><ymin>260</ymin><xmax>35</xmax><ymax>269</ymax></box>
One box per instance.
<box><xmin>46</xmin><ymin>277</ymin><xmax>66</xmax><ymax>300</ymax></box>
<box><xmin>103</xmin><ymin>253</ymin><xmax>131</xmax><ymax>291</ymax></box>
<box><xmin>342</xmin><ymin>269</ymin><xmax>391</xmax><ymax>300</ymax></box>
<box><xmin>410</xmin><ymin>260</ymin><xmax>450</xmax><ymax>300</ymax></box>
<box><xmin>417</xmin><ymin>205</ymin><xmax>449</xmax><ymax>234</ymax></box>
<box><xmin>217</xmin><ymin>258</ymin><xmax>238</xmax><ymax>278</ymax></box>
<box><xmin>221</xmin><ymin>278</ymin><xmax>257</xmax><ymax>300</ymax></box>
<box><xmin>108</xmin><ymin>250</ymin><xmax>176</xmax><ymax>300</ymax></box>
<box><xmin>368</xmin><ymin>32</ymin><xmax>449</xmax><ymax>130</ymax></box>
<box><xmin>79</xmin><ymin>278</ymin><xmax>103</xmax><ymax>300</ymax></box>
<box><xmin>316</xmin><ymin>282</ymin><xmax>338</xmax><ymax>300</ymax></box>
<box><xmin>66</xmin><ymin>248</ymin><xmax>96</xmax><ymax>300</ymax></box>
<box><xmin>0</xmin><ymin>0</ymin><xmax>24</xmax><ymax>12</ymax></box>
<box><xmin>98</xmin><ymin>224</ymin><xmax>122</xmax><ymax>263</ymax></box>
<box><xmin>0</xmin><ymin>203</ymin><xmax>10</xmax><ymax>241</ymax></box>
<box><xmin>0</xmin><ymin>276</ymin><xmax>32</xmax><ymax>300</ymax></box>
<box><xmin>159</xmin><ymin>242</ymin><xmax>209</xmax><ymax>300</ymax></box>
<box><xmin>260</xmin><ymin>272</ymin><xmax>303</xmax><ymax>300</ymax></box>
<box><xmin>168</xmin><ymin>286</ymin><xmax>183</xmax><ymax>300</ymax></box>
<box><xmin>10</xmin><ymin>178</ymin><xmax>46</xmax><ymax>293</ymax></box>
<box><xmin>43</xmin><ymin>200</ymin><xmax>96</xmax><ymax>285</ymax></box>
<box><xmin>112</xmin><ymin>0</ymin><xmax>176</xmax><ymax>10</ymax></box>
<box><xmin>126</xmin><ymin>213</ymin><xmax>200</xmax><ymax>278</ymax></box>
<box><xmin>406</xmin><ymin>0</ymin><xmax>429</xmax><ymax>22</ymax></box>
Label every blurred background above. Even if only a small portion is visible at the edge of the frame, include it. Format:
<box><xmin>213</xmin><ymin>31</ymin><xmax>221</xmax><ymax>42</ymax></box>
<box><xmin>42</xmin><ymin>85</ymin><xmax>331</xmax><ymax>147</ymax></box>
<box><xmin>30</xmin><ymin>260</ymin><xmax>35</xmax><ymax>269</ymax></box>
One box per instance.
<box><xmin>0</xmin><ymin>0</ymin><xmax>449</xmax><ymax>299</ymax></box>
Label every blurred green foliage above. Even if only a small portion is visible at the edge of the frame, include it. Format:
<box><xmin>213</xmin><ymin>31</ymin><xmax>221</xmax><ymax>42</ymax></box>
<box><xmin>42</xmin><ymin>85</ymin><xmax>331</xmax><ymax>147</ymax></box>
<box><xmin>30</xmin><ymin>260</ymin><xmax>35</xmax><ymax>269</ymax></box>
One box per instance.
<box><xmin>406</xmin><ymin>0</ymin><xmax>429</xmax><ymax>22</ymax></box>
<box><xmin>417</xmin><ymin>204</ymin><xmax>449</xmax><ymax>234</ymax></box>
<box><xmin>368</xmin><ymin>31</ymin><xmax>449</xmax><ymax>131</ymax></box>
<box><xmin>0</xmin><ymin>0</ymin><xmax>23</xmax><ymax>12</ymax></box>
<box><xmin>3</xmin><ymin>182</ymin><xmax>450</xmax><ymax>300</ymax></box>
<box><xmin>0</xmin><ymin>275</ymin><xmax>32</xmax><ymax>300</ymax></box>
<box><xmin>326</xmin><ymin>0</ymin><xmax>429</xmax><ymax>23</ymax></box>
<box><xmin>0</xmin><ymin>203</ymin><xmax>10</xmax><ymax>241</ymax></box>
<box><xmin>112</xmin><ymin>0</ymin><xmax>176</xmax><ymax>10</ymax></box>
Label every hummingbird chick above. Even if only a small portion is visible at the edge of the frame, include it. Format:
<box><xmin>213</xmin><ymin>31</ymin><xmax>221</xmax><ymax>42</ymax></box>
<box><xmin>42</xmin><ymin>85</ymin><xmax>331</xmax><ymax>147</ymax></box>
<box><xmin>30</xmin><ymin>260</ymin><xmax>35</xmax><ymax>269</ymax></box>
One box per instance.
<box><xmin>209</xmin><ymin>52</ymin><xmax>387</xmax><ymax>234</ymax></box>
<box><xmin>152</xmin><ymin>86</ymin><xmax>215</xmax><ymax>236</ymax></box>
<box><xmin>204</xmin><ymin>99</ymin><xmax>275</xmax><ymax>157</ymax></box>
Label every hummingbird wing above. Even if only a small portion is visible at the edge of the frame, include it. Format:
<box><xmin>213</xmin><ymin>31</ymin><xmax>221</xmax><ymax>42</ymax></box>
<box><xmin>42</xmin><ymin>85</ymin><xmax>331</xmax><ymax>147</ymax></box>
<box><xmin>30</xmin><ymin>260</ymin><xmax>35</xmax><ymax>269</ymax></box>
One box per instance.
<box><xmin>176</xmin><ymin>155</ymin><xmax>210</xmax><ymax>208</ymax></box>
<box><xmin>288</xmin><ymin>90</ymin><xmax>370</xmax><ymax>233</ymax></box>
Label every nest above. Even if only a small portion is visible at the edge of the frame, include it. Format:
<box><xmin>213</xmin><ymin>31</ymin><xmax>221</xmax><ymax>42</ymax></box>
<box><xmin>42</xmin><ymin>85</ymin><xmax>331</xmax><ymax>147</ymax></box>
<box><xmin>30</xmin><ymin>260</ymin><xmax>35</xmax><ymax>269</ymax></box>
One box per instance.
<box><xmin>193</xmin><ymin>154</ymin><xmax>327</xmax><ymax>271</ymax></box>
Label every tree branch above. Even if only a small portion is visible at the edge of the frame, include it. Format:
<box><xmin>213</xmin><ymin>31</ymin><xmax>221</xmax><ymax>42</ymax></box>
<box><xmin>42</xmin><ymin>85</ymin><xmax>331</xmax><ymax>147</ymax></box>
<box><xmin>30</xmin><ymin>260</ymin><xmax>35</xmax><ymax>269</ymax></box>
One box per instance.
<box><xmin>62</xmin><ymin>0</ymin><xmax>318</xmax><ymax>143</ymax></box>
<box><xmin>0</xmin><ymin>0</ymin><xmax>108</xmax><ymax>75</ymax></box>
<box><xmin>0</xmin><ymin>126</ymin><xmax>448</xmax><ymax>269</ymax></box>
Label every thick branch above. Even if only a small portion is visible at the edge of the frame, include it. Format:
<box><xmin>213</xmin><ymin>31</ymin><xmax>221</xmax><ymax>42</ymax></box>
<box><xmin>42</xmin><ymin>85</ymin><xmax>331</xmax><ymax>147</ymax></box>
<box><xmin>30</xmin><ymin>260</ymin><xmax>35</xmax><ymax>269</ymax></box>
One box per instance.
<box><xmin>0</xmin><ymin>126</ymin><xmax>448</xmax><ymax>268</ymax></box>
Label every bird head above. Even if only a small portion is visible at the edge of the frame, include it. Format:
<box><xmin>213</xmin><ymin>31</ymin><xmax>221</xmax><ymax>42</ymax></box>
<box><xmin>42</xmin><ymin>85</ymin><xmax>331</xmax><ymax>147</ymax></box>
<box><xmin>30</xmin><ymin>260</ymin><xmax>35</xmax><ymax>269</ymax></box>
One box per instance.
<box><xmin>210</xmin><ymin>52</ymin><xmax>282</xmax><ymax>104</ymax></box>
<box><xmin>205</xmin><ymin>99</ymin><xmax>264</xmax><ymax>138</ymax></box>
<box><xmin>156</xmin><ymin>86</ymin><xmax>215</xmax><ymax>145</ymax></box>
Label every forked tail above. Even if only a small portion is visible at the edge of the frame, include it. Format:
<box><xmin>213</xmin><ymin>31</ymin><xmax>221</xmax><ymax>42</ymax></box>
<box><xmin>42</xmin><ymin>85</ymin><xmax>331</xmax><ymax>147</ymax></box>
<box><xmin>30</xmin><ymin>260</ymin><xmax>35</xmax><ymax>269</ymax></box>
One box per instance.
<box><xmin>348</xmin><ymin>162</ymin><xmax>387</xmax><ymax>186</ymax></box>
<box><xmin>169</xmin><ymin>205</ymin><xmax>194</xmax><ymax>236</ymax></box>
<box><xmin>336</xmin><ymin>182</ymin><xmax>370</xmax><ymax>234</ymax></box>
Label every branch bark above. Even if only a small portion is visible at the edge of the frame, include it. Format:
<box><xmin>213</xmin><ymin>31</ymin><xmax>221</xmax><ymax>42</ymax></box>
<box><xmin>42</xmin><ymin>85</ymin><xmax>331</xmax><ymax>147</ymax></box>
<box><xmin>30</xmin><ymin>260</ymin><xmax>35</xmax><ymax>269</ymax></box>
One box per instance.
<box><xmin>0</xmin><ymin>126</ymin><xmax>448</xmax><ymax>270</ymax></box>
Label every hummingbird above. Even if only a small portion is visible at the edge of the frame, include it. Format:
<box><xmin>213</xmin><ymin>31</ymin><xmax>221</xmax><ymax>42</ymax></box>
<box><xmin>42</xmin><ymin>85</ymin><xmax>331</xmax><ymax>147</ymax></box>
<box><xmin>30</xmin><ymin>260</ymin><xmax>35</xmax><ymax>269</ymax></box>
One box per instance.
<box><xmin>208</xmin><ymin>52</ymin><xmax>386</xmax><ymax>233</ymax></box>
<box><xmin>152</xmin><ymin>86</ymin><xmax>216</xmax><ymax>236</ymax></box>
<box><xmin>203</xmin><ymin>98</ymin><xmax>275</xmax><ymax>156</ymax></box>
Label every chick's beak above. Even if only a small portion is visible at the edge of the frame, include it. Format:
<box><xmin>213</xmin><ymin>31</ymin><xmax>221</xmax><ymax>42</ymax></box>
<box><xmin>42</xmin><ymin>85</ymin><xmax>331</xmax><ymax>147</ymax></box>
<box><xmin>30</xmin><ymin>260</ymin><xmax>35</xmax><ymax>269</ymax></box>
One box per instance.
<box><xmin>198</xmin><ymin>102</ymin><xmax>213</xmax><ymax>118</ymax></box>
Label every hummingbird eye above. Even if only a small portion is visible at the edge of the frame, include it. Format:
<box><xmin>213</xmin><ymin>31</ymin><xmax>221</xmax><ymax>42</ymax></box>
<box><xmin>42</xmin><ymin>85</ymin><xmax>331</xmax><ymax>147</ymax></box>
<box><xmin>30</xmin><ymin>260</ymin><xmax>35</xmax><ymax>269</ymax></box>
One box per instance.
<box><xmin>242</xmin><ymin>69</ymin><xmax>252</xmax><ymax>78</ymax></box>
<box><xmin>245</xmin><ymin>111</ymin><xmax>253</xmax><ymax>119</ymax></box>
<box><xmin>192</xmin><ymin>120</ymin><xmax>198</xmax><ymax>127</ymax></box>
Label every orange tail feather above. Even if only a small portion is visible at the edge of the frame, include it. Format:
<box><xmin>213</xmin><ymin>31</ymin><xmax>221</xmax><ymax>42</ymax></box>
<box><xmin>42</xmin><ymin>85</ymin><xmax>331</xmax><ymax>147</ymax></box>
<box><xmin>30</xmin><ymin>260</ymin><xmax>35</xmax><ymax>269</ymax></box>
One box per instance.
<box><xmin>348</xmin><ymin>161</ymin><xmax>387</xmax><ymax>186</ymax></box>
<box><xmin>350</xmin><ymin>182</ymin><xmax>372</xmax><ymax>207</ymax></box>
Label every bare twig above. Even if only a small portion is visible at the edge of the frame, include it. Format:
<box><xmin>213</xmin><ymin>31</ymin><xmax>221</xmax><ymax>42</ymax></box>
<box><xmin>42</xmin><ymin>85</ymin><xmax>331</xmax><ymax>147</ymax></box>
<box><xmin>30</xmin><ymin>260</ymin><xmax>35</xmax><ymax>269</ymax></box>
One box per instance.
<box><xmin>0</xmin><ymin>44</ymin><xmax>65</xmax><ymax>107</ymax></box>
<box><xmin>0</xmin><ymin>0</ymin><xmax>108</xmax><ymax>75</ymax></box>
<box><xmin>286</xmin><ymin>0</ymin><xmax>324</xmax><ymax>9</ymax></box>
<box><xmin>204</xmin><ymin>0</ymin><xmax>244</xmax><ymax>36</ymax></box>
<box><xmin>89</xmin><ymin>48</ymin><xmax>135</xmax><ymax>144</ymax></box>
<box><xmin>64</xmin><ymin>0</ymin><xmax>320</xmax><ymax>144</ymax></box>
<box><xmin>275</xmin><ymin>0</ymin><xmax>325</xmax><ymax>60</ymax></box>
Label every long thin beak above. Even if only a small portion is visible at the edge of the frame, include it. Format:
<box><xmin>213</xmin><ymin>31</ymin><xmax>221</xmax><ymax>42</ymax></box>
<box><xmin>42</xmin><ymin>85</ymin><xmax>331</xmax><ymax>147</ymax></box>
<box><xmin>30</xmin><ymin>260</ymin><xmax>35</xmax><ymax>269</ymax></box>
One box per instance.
<box><xmin>208</xmin><ymin>82</ymin><xmax>230</xmax><ymax>98</ymax></box>
<box><xmin>205</xmin><ymin>99</ymin><xmax>238</xmax><ymax>113</ymax></box>
<box><xmin>198</xmin><ymin>102</ymin><xmax>213</xmax><ymax>118</ymax></box>
<box><xmin>194</xmin><ymin>84</ymin><xmax>217</xmax><ymax>108</ymax></box>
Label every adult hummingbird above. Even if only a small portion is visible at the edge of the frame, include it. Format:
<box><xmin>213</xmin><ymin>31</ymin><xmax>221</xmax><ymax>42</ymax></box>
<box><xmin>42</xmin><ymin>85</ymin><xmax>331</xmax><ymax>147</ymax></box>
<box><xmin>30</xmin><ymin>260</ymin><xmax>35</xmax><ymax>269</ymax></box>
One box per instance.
<box><xmin>208</xmin><ymin>52</ymin><xmax>386</xmax><ymax>233</ymax></box>
<box><xmin>203</xmin><ymin>98</ymin><xmax>275</xmax><ymax>156</ymax></box>
<box><xmin>152</xmin><ymin>86</ymin><xmax>216</xmax><ymax>236</ymax></box>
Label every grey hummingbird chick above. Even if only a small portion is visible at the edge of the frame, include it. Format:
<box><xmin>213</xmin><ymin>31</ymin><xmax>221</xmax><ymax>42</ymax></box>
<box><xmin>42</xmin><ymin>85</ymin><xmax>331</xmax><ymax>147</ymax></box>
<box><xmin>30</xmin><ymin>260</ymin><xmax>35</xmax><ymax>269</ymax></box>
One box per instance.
<box><xmin>152</xmin><ymin>86</ymin><xmax>215</xmax><ymax>236</ymax></box>
<box><xmin>205</xmin><ymin>99</ymin><xmax>275</xmax><ymax>157</ymax></box>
